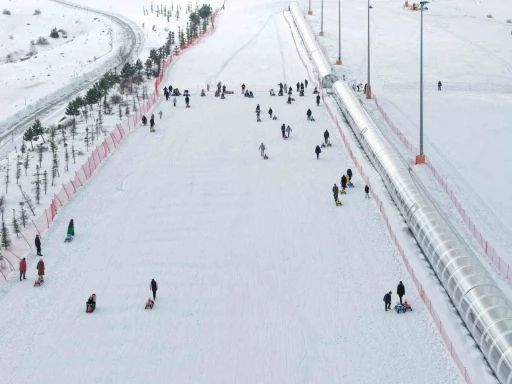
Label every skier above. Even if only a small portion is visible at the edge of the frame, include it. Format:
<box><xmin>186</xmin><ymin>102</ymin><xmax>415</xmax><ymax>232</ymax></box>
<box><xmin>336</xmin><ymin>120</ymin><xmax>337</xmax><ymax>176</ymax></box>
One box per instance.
<box><xmin>259</xmin><ymin>143</ymin><xmax>266</xmax><ymax>157</ymax></box>
<box><xmin>268</xmin><ymin>107</ymin><xmax>273</xmax><ymax>119</ymax></box>
<box><xmin>142</xmin><ymin>115</ymin><xmax>147</xmax><ymax>125</ymax></box>
<box><xmin>173</xmin><ymin>97</ymin><xmax>177</xmax><ymax>107</ymax></box>
<box><xmin>281</xmin><ymin>124</ymin><xmax>286</xmax><ymax>138</ymax></box>
<box><xmin>438</xmin><ymin>81</ymin><xmax>442</xmax><ymax>91</ymax></box>
<box><xmin>150</xmin><ymin>278</ymin><xmax>158</xmax><ymax>300</ymax></box>
<box><xmin>86</xmin><ymin>294</ymin><xmax>96</xmax><ymax>311</ymax></box>
<box><xmin>305</xmin><ymin>79</ymin><xmax>308</xmax><ymax>88</ymax></box>
<box><xmin>296</xmin><ymin>82</ymin><xmax>300</xmax><ymax>92</ymax></box>
<box><xmin>315</xmin><ymin>145</ymin><xmax>321</xmax><ymax>159</ymax></box>
<box><xmin>316</xmin><ymin>94</ymin><xmax>320</xmax><ymax>106</ymax></box>
<box><xmin>36</xmin><ymin>258</ymin><xmax>45</xmax><ymax>280</ymax></box>
<box><xmin>383</xmin><ymin>291</ymin><xmax>392</xmax><ymax>311</ymax></box>
<box><xmin>307</xmin><ymin>109</ymin><xmax>312</xmax><ymax>120</ymax></box>
<box><xmin>397</xmin><ymin>281</ymin><xmax>405</xmax><ymax>305</ymax></box>
<box><xmin>323</xmin><ymin>130</ymin><xmax>330</xmax><ymax>144</ymax></box>
<box><xmin>19</xmin><ymin>258</ymin><xmax>26</xmax><ymax>281</ymax></box>
<box><xmin>185</xmin><ymin>95</ymin><xmax>190</xmax><ymax>108</ymax></box>
<box><xmin>286</xmin><ymin>125</ymin><xmax>292</xmax><ymax>137</ymax></box>
<box><xmin>332</xmin><ymin>184</ymin><xmax>339</xmax><ymax>202</ymax></box>
<box><xmin>35</xmin><ymin>235</ymin><xmax>42</xmax><ymax>256</ymax></box>
<box><xmin>67</xmin><ymin>219</ymin><xmax>74</xmax><ymax>236</ymax></box>
<box><xmin>242</xmin><ymin>83</ymin><xmax>246</xmax><ymax>94</ymax></box>
<box><xmin>159</xmin><ymin>110</ymin><xmax>163</xmax><ymax>119</ymax></box>
<box><xmin>150</xmin><ymin>115</ymin><xmax>155</xmax><ymax>130</ymax></box>
<box><xmin>341</xmin><ymin>175</ymin><xmax>347</xmax><ymax>191</ymax></box>
<box><xmin>365</xmin><ymin>185</ymin><xmax>370</xmax><ymax>198</ymax></box>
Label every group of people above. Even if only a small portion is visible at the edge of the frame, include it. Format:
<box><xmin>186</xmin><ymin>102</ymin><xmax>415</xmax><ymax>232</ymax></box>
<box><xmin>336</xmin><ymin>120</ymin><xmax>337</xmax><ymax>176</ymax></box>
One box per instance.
<box><xmin>383</xmin><ymin>281</ymin><xmax>406</xmax><ymax>311</ymax></box>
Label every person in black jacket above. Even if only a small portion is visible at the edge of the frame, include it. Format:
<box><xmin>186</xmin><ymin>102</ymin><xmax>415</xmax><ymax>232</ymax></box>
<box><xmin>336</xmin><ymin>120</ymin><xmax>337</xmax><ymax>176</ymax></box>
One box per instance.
<box><xmin>268</xmin><ymin>108</ymin><xmax>273</xmax><ymax>119</ymax></box>
<box><xmin>324</xmin><ymin>130</ymin><xmax>330</xmax><ymax>144</ymax></box>
<box><xmin>281</xmin><ymin>124</ymin><xmax>286</xmax><ymax>138</ymax></box>
<box><xmin>185</xmin><ymin>96</ymin><xmax>190</xmax><ymax>107</ymax></box>
<box><xmin>383</xmin><ymin>291</ymin><xmax>392</xmax><ymax>311</ymax></box>
<box><xmin>316</xmin><ymin>94</ymin><xmax>320</xmax><ymax>106</ymax></box>
<box><xmin>365</xmin><ymin>185</ymin><xmax>370</xmax><ymax>198</ymax></box>
<box><xmin>347</xmin><ymin>169</ymin><xmax>353</xmax><ymax>180</ymax></box>
<box><xmin>332</xmin><ymin>184</ymin><xmax>339</xmax><ymax>202</ymax></box>
<box><xmin>150</xmin><ymin>279</ymin><xmax>158</xmax><ymax>300</ymax></box>
<box><xmin>397</xmin><ymin>281</ymin><xmax>405</xmax><ymax>304</ymax></box>
<box><xmin>315</xmin><ymin>145</ymin><xmax>321</xmax><ymax>159</ymax></box>
<box><xmin>307</xmin><ymin>109</ymin><xmax>312</xmax><ymax>120</ymax></box>
<box><xmin>305</xmin><ymin>79</ymin><xmax>308</xmax><ymax>88</ymax></box>
<box><xmin>35</xmin><ymin>235</ymin><xmax>42</xmax><ymax>256</ymax></box>
<box><xmin>296</xmin><ymin>82</ymin><xmax>300</xmax><ymax>92</ymax></box>
<box><xmin>341</xmin><ymin>175</ymin><xmax>347</xmax><ymax>190</ymax></box>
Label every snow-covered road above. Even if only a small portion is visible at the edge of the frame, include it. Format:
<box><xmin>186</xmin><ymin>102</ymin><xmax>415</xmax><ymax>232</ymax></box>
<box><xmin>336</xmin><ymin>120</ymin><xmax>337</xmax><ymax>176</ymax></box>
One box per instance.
<box><xmin>0</xmin><ymin>1</ymin><xmax>463</xmax><ymax>382</ymax></box>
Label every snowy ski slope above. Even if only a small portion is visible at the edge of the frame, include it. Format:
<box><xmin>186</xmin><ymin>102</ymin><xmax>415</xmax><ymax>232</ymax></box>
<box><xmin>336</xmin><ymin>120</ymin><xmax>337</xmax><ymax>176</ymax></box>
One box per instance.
<box><xmin>0</xmin><ymin>1</ymin><xmax>463</xmax><ymax>382</ymax></box>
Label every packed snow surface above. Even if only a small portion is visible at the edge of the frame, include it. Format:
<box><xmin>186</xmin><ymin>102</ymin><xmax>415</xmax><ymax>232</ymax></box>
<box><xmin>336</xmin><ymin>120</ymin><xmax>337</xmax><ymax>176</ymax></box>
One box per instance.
<box><xmin>298</xmin><ymin>0</ymin><xmax>512</xmax><ymax>262</ymax></box>
<box><xmin>0</xmin><ymin>0</ymin><xmax>464</xmax><ymax>383</ymax></box>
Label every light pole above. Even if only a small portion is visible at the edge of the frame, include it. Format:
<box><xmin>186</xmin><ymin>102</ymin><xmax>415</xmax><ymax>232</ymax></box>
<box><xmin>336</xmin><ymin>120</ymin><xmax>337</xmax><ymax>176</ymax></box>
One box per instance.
<box><xmin>416</xmin><ymin>1</ymin><xmax>429</xmax><ymax>165</ymax></box>
<box><xmin>336</xmin><ymin>0</ymin><xmax>342</xmax><ymax>65</ymax></box>
<box><xmin>308</xmin><ymin>0</ymin><xmax>312</xmax><ymax>15</ymax></box>
<box><xmin>319</xmin><ymin>0</ymin><xmax>324</xmax><ymax>36</ymax></box>
<box><xmin>366</xmin><ymin>1</ymin><xmax>373</xmax><ymax>99</ymax></box>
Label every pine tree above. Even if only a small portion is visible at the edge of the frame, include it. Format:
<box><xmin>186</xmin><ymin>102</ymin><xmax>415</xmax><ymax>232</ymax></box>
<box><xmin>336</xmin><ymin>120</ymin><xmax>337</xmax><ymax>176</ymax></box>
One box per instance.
<box><xmin>23</xmin><ymin>127</ymin><xmax>35</xmax><ymax>151</ymax></box>
<box><xmin>32</xmin><ymin>165</ymin><xmax>41</xmax><ymax>204</ymax></box>
<box><xmin>19</xmin><ymin>202</ymin><xmax>28</xmax><ymax>228</ymax></box>
<box><xmin>37</xmin><ymin>143</ymin><xmax>44</xmax><ymax>168</ymax></box>
<box><xmin>118</xmin><ymin>104</ymin><xmax>122</xmax><ymax>120</ymax></box>
<box><xmin>16</xmin><ymin>155</ymin><xmax>21</xmax><ymax>184</ymax></box>
<box><xmin>1</xmin><ymin>210</ymin><xmax>11</xmax><ymax>249</ymax></box>
<box><xmin>145</xmin><ymin>58</ymin><xmax>153</xmax><ymax>79</ymax></box>
<box><xmin>51</xmin><ymin>152</ymin><xmax>59</xmax><ymax>186</ymax></box>
<box><xmin>21</xmin><ymin>141</ymin><xmax>27</xmax><ymax>155</ymax></box>
<box><xmin>23</xmin><ymin>152</ymin><xmax>30</xmax><ymax>176</ymax></box>
<box><xmin>84</xmin><ymin>127</ymin><xmax>90</xmax><ymax>152</ymax></box>
<box><xmin>31</xmin><ymin>119</ymin><xmax>46</xmax><ymax>143</ymax></box>
<box><xmin>64</xmin><ymin>143</ymin><xmax>69</xmax><ymax>172</ymax></box>
<box><xmin>11</xmin><ymin>209</ymin><xmax>20</xmax><ymax>238</ymax></box>
<box><xmin>43</xmin><ymin>170</ymin><xmax>48</xmax><ymax>194</ymax></box>
<box><xmin>19</xmin><ymin>186</ymin><xmax>35</xmax><ymax>216</ymax></box>
<box><xmin>4</xmin><ymin>157</ymin><xmax>9</xmax><ymax>194</ymax></box>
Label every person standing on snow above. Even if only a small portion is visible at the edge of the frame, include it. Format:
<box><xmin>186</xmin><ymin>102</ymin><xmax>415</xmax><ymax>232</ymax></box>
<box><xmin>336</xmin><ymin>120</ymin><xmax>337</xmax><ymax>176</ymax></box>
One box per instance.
<box><xmin>315</xmin><ymin>145</ymin><xmax>321</xmax><ymax>159</ymax></box>
<box><xmin>324</xmin><ymin>130</ymin><xmax>330</xmax><ymax>144</ymax></box>
<box><xmin>185</xmin><ymin>96</ymin><xmax>190</xmax><ymax>107</ymax></box>
<box><xmin>268</xmin><ymin>108</ymin><xmax>273</xmax><ymax>119</ymax></box>
<box><xmin>241</xmin><ymin>83</ymin><xmax>246</xmax><ymax>94</ymax></box>
<box><xmin>438</xmin><ymin>81</ymin><xmax>442</xmax><ymax>91</ymax></box>
<box><xmin>207</xmin><ymin>84</ymin><xmax>210</xmax><ymax>92</ymax></box>
<box><xmin>150</xmin><ymin>279</ymin><xmax>158</xmax><ymax>300</ymax></box>
<box><xmin>67</xmin><ymin>219</ymin><xmax>75</xmax><ymax>236</ymax></box>
<box><xmin>149</xmin><ymin>115</ymin><xmax>155</xmax><ymax>130</ymax></box>
<box><xmin>35</xmin><ymin>235</ymin><xmax>42</xmax><ymax>256</ymax></box>
<box><xmin>159</xmin><ymin>111</ymin><xmax>163</xmax><ymax>119</ymax></box>
<box><xmin>286</xmin><ymin>125</ymin><xmax>292</xmax><ymax>138</ymax></box>
<box><xmin>288</xmin><ymin>86</ymin><xmax>293</xmax><ymax>95</ymax></box>
<box><xmin>332</xmin><ymin>184</ymin><xmax>339</xmax><ymax>202</ymax></box>
<box><xmin>365</xmin><ymin>185</ymin><xmax>370</xmax><ymax>198</ymax></box>
<box><xmin>397</xmin><ymin>281</ymin><xmax>405</xmax><ymax>304</ymax></box>
<box><xmin>383</xmin><ymin>291</ymin><xmax>392</xmax><ymax>311</ymax></box>
<box><xmin>305</xmin><ymin>79</ymin><xmax>308</xmax><ymax>88</ymax></box>
<box><xmin>173</xmin><ymin>97</ymin><xmax>177</xmax><ymax>107</ymax></box>
<box><xmin>281</xmin><ymin>124</ymin><xmax>286</xmax><ymax>138</ymax></box>
<box><xmin>341</xmin><ymin>175</ymin><xmax>347</xmax><ymax>190</ymax></box>
<box><xmin>256</xmin><ymin>104</ymin><xmax>260</xmax><ymax>114</ymax></box>
<box><xmin>296</xmin><ymin>82</ymin><xmax>300</xmax><ymax>92</ymax></box>
<box><xmin>347</xmin><ymin>169</ymin><xmax>353</xmax><ymax>181</ymax></box>
<box><xmin>300</xmin><ymin>82</ymin><xmax>304</xmax><ymax>91</ymax></box>
<box><xmin>307</xmin><ymin>109</ymin><xmax>312</xmax><ymax>120</ymax></box>
<box><xmin>259</xmin><ymin>143</ymin><xmax>266</xmax><ymax>157</ymax></box>
<box><xmin>316</xmin><ymin>94</ymin><xmax>321</xmax><ymax>106</ymax></box>
<box><xmin>19</xmin><ymin>258</ymin><xmax>27</xmax><ymax>281</ymax></box>
<box><xmin>37</xmin><ymin>259</ymin><xmax>45</xmax><ymax>280</ymax></box>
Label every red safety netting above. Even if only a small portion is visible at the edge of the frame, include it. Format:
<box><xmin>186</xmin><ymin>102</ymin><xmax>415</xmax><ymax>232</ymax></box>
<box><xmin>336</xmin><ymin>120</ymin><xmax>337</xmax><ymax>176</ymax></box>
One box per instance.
<box><xmin>2</xmin><ymin>5</ymin><xmax>224</xmax><ymax>279</ymax></box>
<box><xmin>373</xmin><ymin>94</ymin><xmax>512</xmax><ymax>287</ymax></box>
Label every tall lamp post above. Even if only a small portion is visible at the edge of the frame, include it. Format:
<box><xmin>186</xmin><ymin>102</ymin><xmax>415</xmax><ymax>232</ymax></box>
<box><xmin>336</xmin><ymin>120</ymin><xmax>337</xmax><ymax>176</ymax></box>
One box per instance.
<box><xmin>366</xmin><ymin>1</ymin><xmax>373</xmax><ymax>99</ymax></box>
<box><xmin>415</xmin><ymin>1</ymin><xmax>429</xmax><ymax>165</ymax></box>
<box><xmin>319</xmin><ymin>0</ymin><xmax>324</xmax><ymax>36</ymax></box>
<box><xmin>336</xmin><ymin>0</ymin><xmax>342</xmax><ymax>65</ymax></box>
<box><xmin>308</xmin><ymin>0</ymin><xmax>312</xmax><ymax>15</ymax></box>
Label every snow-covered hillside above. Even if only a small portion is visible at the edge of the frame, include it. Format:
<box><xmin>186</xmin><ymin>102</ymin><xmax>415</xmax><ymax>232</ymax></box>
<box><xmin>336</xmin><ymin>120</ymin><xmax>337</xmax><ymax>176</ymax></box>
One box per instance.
<box><xmin>0</xmin><ymin>0</ymin><xmax>469</xmax><ymax>382</ymax></box>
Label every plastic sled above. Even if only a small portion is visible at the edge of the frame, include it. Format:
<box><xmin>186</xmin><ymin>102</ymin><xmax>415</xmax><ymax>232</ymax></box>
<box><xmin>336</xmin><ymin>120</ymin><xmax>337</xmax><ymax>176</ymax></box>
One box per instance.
<box><xmin>150</xmin><ymin>128</ymin><xmax>155</xmax><ymax>132</ymax></box>
<box><xmin>283</xmin><ymin>136</ymin><xmax>288</xmax><ymax>139</ymax></box>
<box><xmin>186</xmin><ymin>104</ymin><xmax>190</xmax><ymax>108</ymax></box>
<box><xmin>145</xmin><ymin>299</ymin><xmax>154</xmax><ymax>309</ymax></box>
<box><xmin>64</xmin><ymin>235</ymin><xmax>73</xmax><ymax>242</ymax></box>
<box><xmin>86</xmin><ymin>304</ymin><xmax>95</xmax><ymax>313</ymax></box>
<box><xmin>403</xmin><ymin>301</ymin><xmax>412</xmax><ymax>312</ymax></box>
<box><xmin>225</xmin><ymin>91</ymin><xmax>234</xmax><ymax>94</ymax></box>
<box><xmin>347</xmin><ymin>181</ymin><xmax>354</xmax><ymax>188</ymax></box>
<box><xmin>335</xmin><ymin>199</ymin><xmax>342</xmax><ymax>206</ymax></box>
<box><xmin>326</xmin><ymin>141</ymin><xmax>332</xmax><ymax>147</ymax></box>
<box><xmin>34</xmin><ymin>277</ymin><xmax>44</xmax><ymax>287</ymax></box>
<box><xmin>340</xmin><ymin>188</ymin><xmax>346</xmax><ymax>194</ymax></box>
<box><xmin>272</xmin><ymin>116</ymin><xmax>278</xmax><ymax>120</ymax></box>
<box><xmin>263</xmin><ymin>154</ymin><xmax>268</xmax><ymax>160</ymax></box>
<box><xmin>310</xmin><ymin>117</ymin><xmax>315</xmax><ymax>121</ymax></box>
<box><xmin>395</xmin><ymin>303</ymin><xmax>406</xmax><ymax>313</ymax></box>
<box><xmin>257</xmin><ymin>117</ymin><xmax>261</xmax><ymax>122</ymax></box>
<box><xmin>321</xmin><ymin>143</ymin><xmax>326</xmax><ymax>148</ymax></box>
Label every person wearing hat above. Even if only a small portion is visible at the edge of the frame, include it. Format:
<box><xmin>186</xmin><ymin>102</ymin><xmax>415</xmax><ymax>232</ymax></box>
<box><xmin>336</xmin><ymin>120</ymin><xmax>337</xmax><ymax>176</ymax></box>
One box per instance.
<box><xmin>383</xmin><ymin>291</ymin><xmax>392</xmax><ymax>311</ymax></box>
<box><xmin>397</xmin><ymin>281</ymin><xmax>405</xmax><ymax>305</ymax></box>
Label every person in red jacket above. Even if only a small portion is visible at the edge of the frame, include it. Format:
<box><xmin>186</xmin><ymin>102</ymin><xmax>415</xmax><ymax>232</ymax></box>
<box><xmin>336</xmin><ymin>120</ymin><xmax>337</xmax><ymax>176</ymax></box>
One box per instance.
<box><xmin>19</xmin><ymin>258</ymin><xmax>27</xmax><ymax>281</ymax></box>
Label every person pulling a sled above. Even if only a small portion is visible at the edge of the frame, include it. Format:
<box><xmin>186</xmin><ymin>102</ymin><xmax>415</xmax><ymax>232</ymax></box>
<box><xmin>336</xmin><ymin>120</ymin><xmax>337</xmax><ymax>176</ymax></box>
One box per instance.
<box><xmin>286</xmin><ymin>125</ymin><xmax>292</xmax><ymax>137</ymax></box>
<box><xmin>316</xmin><ymin>94</ymin><xmax>320</xmax><ymax>106</ymax></box>
<box><xmin>36</xmin><ymin>258</ymin><xmax>45</xmax><ymax>281</ymax></box>
<box><xmin>268</xmin><ymin>107</ymin><xmax>273</xmax><ymax>119</ymax></box>
<box><xmin>315</xmin><ymin>145</ymin><xmax>321</xmax><ymax>159</ymax></box>
<box><xmin>19</xmin><ymin>258</ymin><xmax>27</xmax><ymax>281</ymax></box>
<box><xmin>397</xmin><ymin>281</ymin><xmax>405</xmax><ymax>305</ymax></box>
<box><xmin>150</xmin><ymin>279</ymin><xmax>158</xmax><ymax>300</ymax></box>
<box><xmin>341</xmin><ymin>175</ymin><xmax>347</xmax><ymax>193</ymax></box>
<box><xmin>324</xmin><ymin>130</ymin><xmax>330</xmax><ymax>144</ymax></box>
<box><xmin>281</xmin><ymin>124</ymin><xmax>286</xmax><ymax>138</ymax></box>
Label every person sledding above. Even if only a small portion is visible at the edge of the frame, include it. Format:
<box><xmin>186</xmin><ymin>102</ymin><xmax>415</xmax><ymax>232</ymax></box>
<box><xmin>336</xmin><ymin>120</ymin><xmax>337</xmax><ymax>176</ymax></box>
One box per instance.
<box><xmin>323</xmin><ymin>130</ymin><xmax>330</xmax><ymax>144</ymax></box>
<box><xmin>35</xmin><ymin>259</ymin><xmax>45</xmax><ymax>286</ymax></box>
<box><xmin>86</xmin><ymin>294</ymin><xmax>97</xmax><ymax>312</ymax></box>
<box><xmin>141</xmin><ymin>115</ymin><xmax>147</xmax><ymax>125</ymax></box>
<box><xmin>269</xmin><ymin>88</ymin><xmax>276</xmax><ymax>96</ymax></box>
<box><xmin>145</xmin><ymin>298</ymin><xmax>154</xmax><ymax>309</ymax></box>
<box><xmin>313</xmin><ymin>86</ymin><xmax>319</xmax><ymax>94</ymax></box>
